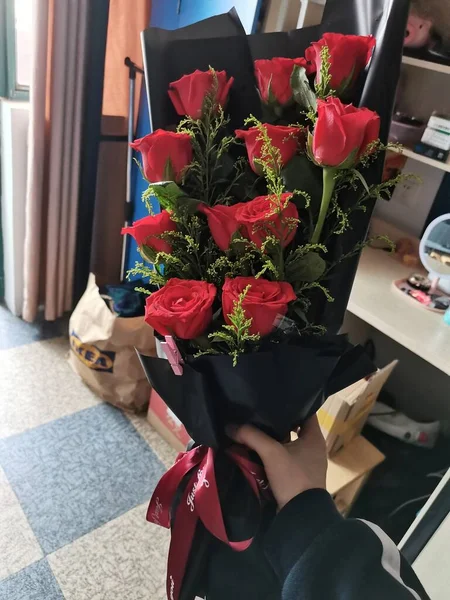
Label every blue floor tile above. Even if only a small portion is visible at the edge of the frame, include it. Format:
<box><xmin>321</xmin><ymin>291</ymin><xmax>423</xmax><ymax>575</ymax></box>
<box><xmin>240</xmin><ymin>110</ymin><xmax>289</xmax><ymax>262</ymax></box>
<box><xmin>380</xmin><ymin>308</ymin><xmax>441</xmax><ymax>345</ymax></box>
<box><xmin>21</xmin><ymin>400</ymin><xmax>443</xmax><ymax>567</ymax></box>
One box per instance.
<box><xmin>0</xmin><ymin>404</ymin><xmax>165</xmax><ymax>554</ymax></box>
<box><xmin>0</xmin><ymin>560</ymin><xmax>64</xmax><ymax>600</ymax></box>
<box><xmin>0</xmin><ymin>303</ymin><xmax>68</xmax><ymax>350</ymax></box>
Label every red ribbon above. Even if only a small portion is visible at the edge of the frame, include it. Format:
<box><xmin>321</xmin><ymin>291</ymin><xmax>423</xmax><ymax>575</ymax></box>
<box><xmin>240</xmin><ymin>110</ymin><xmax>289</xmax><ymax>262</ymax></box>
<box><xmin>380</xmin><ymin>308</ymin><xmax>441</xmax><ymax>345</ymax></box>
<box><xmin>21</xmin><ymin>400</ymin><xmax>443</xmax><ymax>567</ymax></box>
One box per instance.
<box><xmin>147</xmin><ymin>445</ymin><xmax>269</xmax><ymax>600</ymax></box>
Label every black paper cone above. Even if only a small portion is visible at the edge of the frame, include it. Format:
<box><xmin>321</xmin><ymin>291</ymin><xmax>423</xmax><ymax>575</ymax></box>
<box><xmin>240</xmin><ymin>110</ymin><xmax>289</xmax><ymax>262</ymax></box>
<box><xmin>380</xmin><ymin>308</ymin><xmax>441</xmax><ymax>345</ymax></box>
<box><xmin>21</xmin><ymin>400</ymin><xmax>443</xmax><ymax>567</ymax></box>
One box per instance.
<box><xmin>138</xmin><ymin>1</ymin><xmax>410</xmax><ymax>598</ymax></box>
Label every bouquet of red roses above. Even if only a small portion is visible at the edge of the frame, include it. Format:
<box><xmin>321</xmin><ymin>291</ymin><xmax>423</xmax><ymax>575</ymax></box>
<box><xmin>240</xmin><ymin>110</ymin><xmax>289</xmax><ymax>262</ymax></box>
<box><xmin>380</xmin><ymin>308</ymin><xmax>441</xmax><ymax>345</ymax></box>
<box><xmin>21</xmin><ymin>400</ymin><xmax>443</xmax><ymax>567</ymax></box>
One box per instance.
<box><xmin>121</xmin><ymin>3</ymin><xmax>409</xmax><ymax>599</ymax></box>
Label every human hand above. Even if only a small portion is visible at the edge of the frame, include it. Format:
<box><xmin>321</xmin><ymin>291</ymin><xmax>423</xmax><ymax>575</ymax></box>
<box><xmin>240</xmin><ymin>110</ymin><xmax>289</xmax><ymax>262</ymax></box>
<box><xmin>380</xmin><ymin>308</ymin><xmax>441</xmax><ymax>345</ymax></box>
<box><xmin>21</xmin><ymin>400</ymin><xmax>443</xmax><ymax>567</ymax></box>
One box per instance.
<box><xmin>228</xmin><ymin>416</ymin><xmax>328</xmax><ymax>511</ymax></box>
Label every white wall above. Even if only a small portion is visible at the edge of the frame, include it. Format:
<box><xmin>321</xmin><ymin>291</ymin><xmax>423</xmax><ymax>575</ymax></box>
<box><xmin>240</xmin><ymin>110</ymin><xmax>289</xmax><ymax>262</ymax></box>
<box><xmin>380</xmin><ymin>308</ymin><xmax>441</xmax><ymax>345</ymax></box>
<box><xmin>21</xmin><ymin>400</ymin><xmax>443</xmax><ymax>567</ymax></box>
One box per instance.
<box><xmin>0</xmin><ymin>100</ymin><xmax>30</xmax><ymax>316</ymax></box>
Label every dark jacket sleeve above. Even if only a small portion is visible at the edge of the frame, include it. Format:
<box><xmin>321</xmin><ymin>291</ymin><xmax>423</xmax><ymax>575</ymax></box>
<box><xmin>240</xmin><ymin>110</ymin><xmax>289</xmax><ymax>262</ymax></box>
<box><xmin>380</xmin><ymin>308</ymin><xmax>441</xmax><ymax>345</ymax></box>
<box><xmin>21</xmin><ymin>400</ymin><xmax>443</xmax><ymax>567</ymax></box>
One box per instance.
<box><xmin>265</xmin><ymin>489</ymin><xmax>430</xmax><ymax>600</ymax></box>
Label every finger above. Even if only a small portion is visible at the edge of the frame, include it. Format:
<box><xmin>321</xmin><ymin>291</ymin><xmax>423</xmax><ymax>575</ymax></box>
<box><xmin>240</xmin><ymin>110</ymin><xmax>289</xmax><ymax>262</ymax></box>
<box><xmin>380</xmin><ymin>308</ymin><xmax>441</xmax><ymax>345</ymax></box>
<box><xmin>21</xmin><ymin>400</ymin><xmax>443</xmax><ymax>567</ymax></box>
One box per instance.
<box><xmin>227</xmin><ymin>424</ymin><xmax>284</xmax><ymax>462</ymax></box>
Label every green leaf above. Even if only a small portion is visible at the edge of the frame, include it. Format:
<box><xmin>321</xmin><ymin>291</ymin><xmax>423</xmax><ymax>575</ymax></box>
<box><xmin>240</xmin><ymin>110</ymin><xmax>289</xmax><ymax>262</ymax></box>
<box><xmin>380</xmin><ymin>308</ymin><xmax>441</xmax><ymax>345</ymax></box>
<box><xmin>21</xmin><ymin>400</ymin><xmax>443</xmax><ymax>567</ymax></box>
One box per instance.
<box><xmin>351</xmin><ymin>168</ymin><xmax>371</xmax><ymax>195</ymax></box>
<box><xmin>149</xmin><ymin>182</ymin><xmax>185</xmax><ymax>210</ymax></box>
<box><xmin>291</xmin><ymin>65</ymin><xmax>317</xmax><ymax>111</ymax></box>
<box><xmin>286</xmin><ymin>252</ymin><xmax>326</xmax><ymax>283</ymax></box>
<box><xmin>139</xmin><ymin>245</ymin><xmax>157</xmax><ymax>264</ymax></box>
<box><xmin>174</xmin><ymin>196</ymin><xmax>200</xmax><ymax>215</ymax></box>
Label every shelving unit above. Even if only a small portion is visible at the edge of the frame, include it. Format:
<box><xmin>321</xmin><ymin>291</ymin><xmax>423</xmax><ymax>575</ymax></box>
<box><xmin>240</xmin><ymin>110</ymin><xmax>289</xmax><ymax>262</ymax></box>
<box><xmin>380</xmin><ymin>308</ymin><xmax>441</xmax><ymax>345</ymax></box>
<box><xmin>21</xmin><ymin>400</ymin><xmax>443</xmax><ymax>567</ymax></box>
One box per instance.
<box><xmin>392</xmin><ymin>146</ymin><xmax>450</xmax><ymax>174</ymax></box>
<box><xmin>402</xmin><ymin>55</ymin><xmax>450</xmax><ymax>76</ymax></box>
<box><xmin>394</xmin><ymin>54</ymin><xmax>450</xmax><ymax>175</ymax></box>
<box><xmin>348</xmin><ymin>243</ymin><xmax>450</xmax><ymax>377</ymax></box>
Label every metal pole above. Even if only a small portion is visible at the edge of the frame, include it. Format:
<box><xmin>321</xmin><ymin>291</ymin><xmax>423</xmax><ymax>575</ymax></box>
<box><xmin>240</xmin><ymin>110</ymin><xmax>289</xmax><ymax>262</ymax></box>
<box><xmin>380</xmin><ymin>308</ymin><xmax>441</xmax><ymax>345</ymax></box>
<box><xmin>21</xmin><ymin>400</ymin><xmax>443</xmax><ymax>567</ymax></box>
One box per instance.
<box><xmin>120</xmin><ymin>57</ymin><xmax>144</xmax><ymax>281</ymax></box>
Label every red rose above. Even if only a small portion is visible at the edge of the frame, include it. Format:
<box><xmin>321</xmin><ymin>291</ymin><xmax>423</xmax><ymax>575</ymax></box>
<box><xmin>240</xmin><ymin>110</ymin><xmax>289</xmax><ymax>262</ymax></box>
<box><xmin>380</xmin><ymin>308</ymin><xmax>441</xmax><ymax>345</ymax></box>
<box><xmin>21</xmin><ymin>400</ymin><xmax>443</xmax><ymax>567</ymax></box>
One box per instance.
<box><xmin>311</xmin><ymin>97</ymin><xmax>380</xmax><ymax>167</ymax></box>
<box><xmin>198</xmin><ymin>203</ymin><xmax>242</xmax><ymax>251</ymax></box>
<box><xmin>168</xmin><ymin>69</ymin><xmax>234</xmax><ymax>119</ymax></box>
<box><xmin>121</xmin><ymin>210</ymin><xmax>177</xmax><ymax>253</ymax></box>
<box><xmin>222</xmin><ymin>276</ymin><xmax>296</xmax><ymax>337</ymax></box>
<box><xmin>305</xmin><ymin>33</ymin><xmax>376</xmax><ymax>94</ymax></box>
<box><xmin>254</xmin><ymin>57</ymin><xmax>312</xmax><ymax>105</ymax></box>
<box><xmin>235</xmin><ymin>124</ymin><xmax>303</xmax><ymax>175</ymax></box>
<box><xmin>145</xmin><ymin>278</ymin><xmax>217</xmax><ymax>339</ymax></box>
<box><xmin>131</xmin><ymin>130</ymin><xmax>192</xmax><ymax>183</ymax></box>
<box><xmin>236</xmin><ymin>194</ymin><xmax>298</xmax><ymax>249</ymax></box>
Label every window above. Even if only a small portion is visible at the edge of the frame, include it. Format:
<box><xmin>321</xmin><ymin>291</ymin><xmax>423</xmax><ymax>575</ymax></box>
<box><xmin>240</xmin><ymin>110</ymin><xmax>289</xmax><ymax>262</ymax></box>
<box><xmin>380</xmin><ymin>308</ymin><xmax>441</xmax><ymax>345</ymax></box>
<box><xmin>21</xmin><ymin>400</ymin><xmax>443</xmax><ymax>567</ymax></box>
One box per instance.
<box><xmin>1</xmin><ymin>0</ymin><xmax>33</xmax><ymax>99</ymax></box>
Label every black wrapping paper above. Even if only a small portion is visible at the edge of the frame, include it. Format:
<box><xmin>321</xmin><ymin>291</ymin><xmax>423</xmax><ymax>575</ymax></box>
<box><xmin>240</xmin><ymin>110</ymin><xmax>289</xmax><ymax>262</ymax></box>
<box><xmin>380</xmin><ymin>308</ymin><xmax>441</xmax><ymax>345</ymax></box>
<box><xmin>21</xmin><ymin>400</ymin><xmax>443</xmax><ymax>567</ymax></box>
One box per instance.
<box><xmin>140</xmin><ymin>336</ymin><xmax>375</xmax><ymax>600</ymax></box>
<box><xmin>140</xmin><ymin>336</ymin><xmax>374</xmax><ymax>449</ymax></box>
<box><xmin>141</xmin><ymin>10</ymin><xmax>261</xmax><ymax>132</ymax></box>
<box><xmin>142</xmin><ymin>0</ymin><xmax>410</xmax><ymax>333</ymax></box>
<box><xmin>139</xmin><ymin>2</ymin><xmax>410</xmax><ymax>598</ymax></box>
<box><xmin>310</xmin><ymin>0</ymin><xmax>411</xmax><ymax>330</ymax></box>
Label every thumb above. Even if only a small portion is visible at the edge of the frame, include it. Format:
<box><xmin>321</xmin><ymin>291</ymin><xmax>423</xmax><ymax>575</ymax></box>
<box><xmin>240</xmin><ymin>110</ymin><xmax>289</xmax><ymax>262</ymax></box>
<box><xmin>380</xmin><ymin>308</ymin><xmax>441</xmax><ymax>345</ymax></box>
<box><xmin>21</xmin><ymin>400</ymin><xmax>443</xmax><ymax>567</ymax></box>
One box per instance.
<box><xmin>227</xmin><ymin>424</ymin><xmax>285</xmax><ymax>463</ymax></box>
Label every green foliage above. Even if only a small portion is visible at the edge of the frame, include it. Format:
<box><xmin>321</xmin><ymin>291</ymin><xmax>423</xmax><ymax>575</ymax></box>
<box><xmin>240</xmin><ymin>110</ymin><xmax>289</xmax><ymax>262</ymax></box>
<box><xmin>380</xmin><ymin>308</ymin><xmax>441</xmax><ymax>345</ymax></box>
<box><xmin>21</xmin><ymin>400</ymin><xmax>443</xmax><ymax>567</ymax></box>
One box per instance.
<box><xmin>129</xmin><ymin>61</ymin><xmax>418</xmax><ymax>360</ymax></box>
<box><xmin>126</xmin><ymin>262</ymin><xmax>166</xmax><ymax>287</ymax></box>
<box><xmin>285</xmin><ymin>250</ymin><xmax>327</xmax><ymax>283</ymax></box>
<box><xmin>148</xmin><ymin>182</ymin><xmax>185</xmax><ymax>211</ymax></box>
<box><xmin>297</xmin><ymin>280</ymin><xmax>334</xmax><ymax>303</ymax></box>
<box><xmin>177</xmin><ymin>75</ymin><xmax>241</xmax><ymax>206</ymax></box>
<box><xmin>291</xmin><ymin>65</ymin><xmax>317</xmax><ymax>111</ymax></box>
<box><xmin>315</xmin><ymin>46</ymin><xmax>335</xmax><ymax>99</ymax></box>
<box><xmin>361</xmin><ymin>172</ymin><xmax>421</xmax><ymax>203</ymax></box>
<box><xmin>134</xmin><ymin>286</ymin><xmax>152</xmax><ymax>296</ymax></box>
<box><xmin>244</xmin><ymin>115</ymin><xmax>285</xmax><ymax>196</ymax></box>
<box><xmin>142</xmin><ymin>187</ymin><xmax>154</xmax><ymax>214</ymax></box>
<box><xmin>208</xmin><ymin>285</ymin><xmax>260</xmax><ymax>366</ymax></box>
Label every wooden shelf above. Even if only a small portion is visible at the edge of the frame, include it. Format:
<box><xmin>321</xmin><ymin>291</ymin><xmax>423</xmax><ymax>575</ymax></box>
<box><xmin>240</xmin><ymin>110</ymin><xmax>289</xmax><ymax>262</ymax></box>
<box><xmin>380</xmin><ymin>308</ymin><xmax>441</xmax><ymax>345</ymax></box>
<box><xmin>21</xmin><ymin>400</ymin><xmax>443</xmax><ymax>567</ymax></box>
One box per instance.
<box><xmin>392</xmin><ymin>146</ymin><xmax>450</xmax><ymax>173</ymax></box>
<box><xmin>402</xmin><ymin>55</ymin><xmax>450</xmax><ymax>75</ymax></box>
<box><xmin>348</xmin><ymin>246</ymin><xmax>450</xmax><ymax>376</ymax></box>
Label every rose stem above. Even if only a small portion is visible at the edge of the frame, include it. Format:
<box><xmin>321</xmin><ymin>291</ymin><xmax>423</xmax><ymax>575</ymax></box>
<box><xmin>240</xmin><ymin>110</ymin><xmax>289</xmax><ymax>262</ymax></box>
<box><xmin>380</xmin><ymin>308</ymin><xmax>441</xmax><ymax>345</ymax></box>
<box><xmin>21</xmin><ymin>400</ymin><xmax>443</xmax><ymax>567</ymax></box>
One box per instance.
<box><xmin>311</xmin><ymin>167</ymin><xmax>337</xmax><ymax>245</ymax></box>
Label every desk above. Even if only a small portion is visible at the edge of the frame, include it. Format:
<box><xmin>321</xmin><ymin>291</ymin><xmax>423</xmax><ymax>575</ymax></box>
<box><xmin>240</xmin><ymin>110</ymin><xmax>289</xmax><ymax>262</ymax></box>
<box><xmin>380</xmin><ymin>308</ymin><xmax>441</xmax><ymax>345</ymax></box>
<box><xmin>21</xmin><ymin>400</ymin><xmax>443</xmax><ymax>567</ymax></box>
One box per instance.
<box><xmin>348</xmin><ymin>247</ymin><xmax>450</xmax><ymax>377</ymax></box>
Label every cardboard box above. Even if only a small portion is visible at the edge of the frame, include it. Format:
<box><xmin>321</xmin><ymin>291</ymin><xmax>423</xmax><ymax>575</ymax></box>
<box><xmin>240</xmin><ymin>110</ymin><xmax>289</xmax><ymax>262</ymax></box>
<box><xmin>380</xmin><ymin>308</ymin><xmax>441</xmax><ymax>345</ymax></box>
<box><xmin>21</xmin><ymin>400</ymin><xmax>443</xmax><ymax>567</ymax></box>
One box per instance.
<box><xmin>147</xmin><ymin>389</ymin><xmax>191</xmax><ymax>452</ymax></box>
<box><xmin>318</xmin><ymin>361</ymin><xmax>398</xmax><ymax>456</ymax></box>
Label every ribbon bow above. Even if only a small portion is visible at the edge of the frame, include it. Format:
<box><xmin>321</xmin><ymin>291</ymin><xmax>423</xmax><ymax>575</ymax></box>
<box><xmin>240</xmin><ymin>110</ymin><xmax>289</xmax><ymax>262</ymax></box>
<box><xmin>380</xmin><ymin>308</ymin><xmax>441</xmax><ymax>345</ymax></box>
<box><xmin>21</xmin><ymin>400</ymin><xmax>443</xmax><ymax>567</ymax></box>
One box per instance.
<box><xmin>147</xmin><ymin>445</ymin><xmax>269</xmax><ymax>600</ymax></box>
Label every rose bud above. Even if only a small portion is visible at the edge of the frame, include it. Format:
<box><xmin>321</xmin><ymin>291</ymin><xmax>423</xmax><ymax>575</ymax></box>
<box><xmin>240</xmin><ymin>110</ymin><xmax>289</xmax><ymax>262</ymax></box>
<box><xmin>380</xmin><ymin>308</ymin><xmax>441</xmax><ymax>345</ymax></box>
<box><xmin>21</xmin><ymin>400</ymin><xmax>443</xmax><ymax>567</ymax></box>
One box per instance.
<box><xmin>311</xmin><ymin>97</ymin><xmax>380</xmax><ymax>168</ymax></box>
<box><xmin>169</xmin><ymin>69</ymin><xmax>234</xmax><ymax>119</ymax></box>
<box><xmin>236</xmin><ymin>125</ymin><xmax>303</xmax><ymax>175</ymax></box>
<box><xmin>254</xmin><ymin>57</ymin><xmax>312</xmax><ymax>106</ymax></box>
<box><xmin>121</xmin><ymin>210</ymin><xmax>177</xmax><ymax>254</ymax></box>
<box><xmin>306</xmin><ymin>33</ymin><xmax>376</xmax><ymax>96</ymax></box>
<box><xmin>131</xmin><ymin>130</ymin><xmax>192</xmax><ymax>183</ymax></box>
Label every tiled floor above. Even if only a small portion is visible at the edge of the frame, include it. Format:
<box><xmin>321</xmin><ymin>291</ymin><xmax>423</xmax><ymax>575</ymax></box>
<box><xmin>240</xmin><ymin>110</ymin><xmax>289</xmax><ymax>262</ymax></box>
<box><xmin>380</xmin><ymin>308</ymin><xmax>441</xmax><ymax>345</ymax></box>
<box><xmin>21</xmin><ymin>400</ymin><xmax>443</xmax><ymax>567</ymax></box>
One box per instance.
<box><xmin>0</xmin><ymin>305</ymin><xmax>177</xmax><ymax>599</ymax></box>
